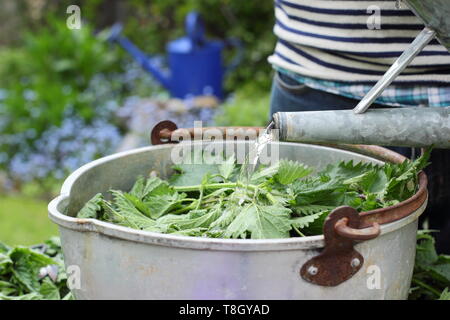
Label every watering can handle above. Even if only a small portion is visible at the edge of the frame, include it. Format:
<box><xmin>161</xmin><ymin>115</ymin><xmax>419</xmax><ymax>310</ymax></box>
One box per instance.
<box><xmin>185</xmin><ymin>11</ymin><xmax>205</xmax><ymax>45</ymax></box>
<box><xmin>108</xmin><ymin>23</ymin><xmax>124</xmax><ymax>42</ymax></box>
<box><xmin>224</xmin><ymin>37</ymin><xmax>244</xmax><ymax>75</ymax></box>
<box><xmin>353</xmin><ymin>27</ymin><xmax>436</xmax><ymax>114</ymax></box>
<box><xmin>185</xmin><ymin>11</ymin><xmax>243</xmax><ymax>73</ymax></box>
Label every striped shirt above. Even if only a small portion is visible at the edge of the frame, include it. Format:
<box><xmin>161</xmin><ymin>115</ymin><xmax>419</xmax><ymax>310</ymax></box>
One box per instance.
<box><xmin>268</xmin><ymin>0</ymin><xmax>450</xmax><ymax>107</ymax></box>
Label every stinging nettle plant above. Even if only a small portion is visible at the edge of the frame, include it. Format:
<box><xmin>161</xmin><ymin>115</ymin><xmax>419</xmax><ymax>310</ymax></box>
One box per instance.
<box><xmin>77</xmin><ymin>149</ymin><xmax>431</xmax><ymax>239</ymax></box>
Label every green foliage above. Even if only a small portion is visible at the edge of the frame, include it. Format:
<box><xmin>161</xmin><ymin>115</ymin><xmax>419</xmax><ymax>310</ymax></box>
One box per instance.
<box><xmin>292</xmin><ymin>148</ymin><xmax>431</xmax><ymax>214</ymax></box>
<box><xmin>0</xmin><ymin>17</ymin><xmax>125</xmax><ymax>175</ymax></box>
<box><xmin>77</xmin><ymin>193</ymin><xmax>104</xmax><ymax>219</ymax></box>
<box><xmin>214</xmin><ymin>84</ymin><xmax>271</xmax><ymax>127</ymax></box>
<box><xmin>3</xmin><ymin>0</ymin><xmax>276</xmax><ymax>92</ymax></box>
<box><xmin>0</xmin><ymin>2</ymin><xmax>275</xmax><ymax>183</ymax></box>
<box><xmin>77</xmin><ymin>150</ymin><xmax>430</xmax><ymax>239</ymax></box>
<box><xmin>439</xmin><ymin>288</ymin><xmax>450</xmax><ymax>300</ymax></box>
<box><xmin>275</xmin><ymin>160</ymin><xmax>312</xmax><ymax>185</ymax></box>
<box><xmin>171</xmin><ymin>161</ymin><xmax>220</xmax><ymax>187</ymax></box>
<box><xmin>0</xmin><ymin>49</ymin><xmax>30</xmax><ymax>88</ymax></box>
<box><xmin>23</xmin><ymin>19</ymin><xmax>119</xmax><ymax>91</ymax></box>
<box><xmin>1</xmin><ymin>16</ymin><xmax>121</xmax><ymax>126</ymax></box>
<box><xmin>0</xmin><ymin>237</ymin><xmax>72</xmax><ymax>300</ymax></box>
<box><xmin>409</xmin><ymin>231</ymin><xmax>450</xmax><ymax>300</ymax></box>
<box><xmin>291</xmin><ymin>211</ymin><xmax>327</xmax><ymax>229</ymax></box>
<box><xmin>224</xmin><ymin>203</ymin><xmax>292</xmax><ymax>239</ymax></box>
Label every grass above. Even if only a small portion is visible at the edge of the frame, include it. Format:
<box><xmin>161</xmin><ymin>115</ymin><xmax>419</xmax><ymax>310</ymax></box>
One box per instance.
<box><xmin>0</xmin><ymin>194</ymin><xmax>58</xmax><ymax>246</ymax></box>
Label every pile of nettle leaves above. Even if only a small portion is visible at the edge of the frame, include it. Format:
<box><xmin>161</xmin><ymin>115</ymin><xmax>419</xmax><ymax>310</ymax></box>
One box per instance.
<box><xmin>410</xmin><ymin>231</ymin><xmax>450</xmax><ymax>300</ymax></box>
<box><xmin>0</xmin><ymin>237</ymin><xmax>72</xmax><ymax>300</ymax></box>
<box><xmin>77</xmin><ymin>150</ymin><xmax>430</xmax><ymax>239</ymax></box>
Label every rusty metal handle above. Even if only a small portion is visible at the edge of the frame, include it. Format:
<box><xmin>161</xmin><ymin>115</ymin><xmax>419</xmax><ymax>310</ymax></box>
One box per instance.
<box><xmin>151</xmin><ymin>120</ymin><xmax>267</xmax><ymax>145</ymax></box>
<box><xmin>335</xmin><ymin>217</ymin><xmax>380</xmax><ymax>241</ymax></box>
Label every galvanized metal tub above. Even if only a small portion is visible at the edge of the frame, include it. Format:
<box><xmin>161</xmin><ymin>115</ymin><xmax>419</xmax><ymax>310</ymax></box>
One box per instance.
<box><xmin>48</xmin><ymin>141</ymin><xmax>427</xmax><ymax>300</ymax></box>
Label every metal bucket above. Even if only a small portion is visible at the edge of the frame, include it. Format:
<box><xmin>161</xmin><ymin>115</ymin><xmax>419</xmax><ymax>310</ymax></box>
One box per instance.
<box><xmin>48</xmin><ymin>141</ymin><xmax>427</xmax><ymax>299</ymax></box>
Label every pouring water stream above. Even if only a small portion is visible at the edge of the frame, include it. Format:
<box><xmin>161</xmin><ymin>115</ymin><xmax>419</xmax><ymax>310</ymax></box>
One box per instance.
<box><xmin>240</xmin><ymin>121</ymin><xmax>275</xmax><ymax>182</ymax></box>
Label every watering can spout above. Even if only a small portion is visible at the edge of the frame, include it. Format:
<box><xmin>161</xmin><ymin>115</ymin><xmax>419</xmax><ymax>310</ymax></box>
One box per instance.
<box><xmin>273</xmin><ymin>108</ymin><xmax>450</xmax><ymax>149</ymax></box>
<box><xmin>108</xmin><ymin>23</ymin><xmax>171</xmax><ymax>89</ymax></box>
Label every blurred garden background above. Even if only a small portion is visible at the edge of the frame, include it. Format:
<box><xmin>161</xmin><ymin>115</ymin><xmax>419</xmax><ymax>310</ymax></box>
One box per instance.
<box><xmin>0</xmin><ymin>0</ymin><xmax>275</xmax><ymax>245</ymax></box>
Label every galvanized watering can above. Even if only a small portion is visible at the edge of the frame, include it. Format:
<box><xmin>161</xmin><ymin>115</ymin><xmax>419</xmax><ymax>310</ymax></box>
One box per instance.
<box><xmin>49</xmin><ymin>140</ymin><xmax>428</xmax><ymax>299</ymax></box>
<box><xmin>109</xmin><ymin>11</ymin><xmax>243</xmax><ymax>100</ymax></box>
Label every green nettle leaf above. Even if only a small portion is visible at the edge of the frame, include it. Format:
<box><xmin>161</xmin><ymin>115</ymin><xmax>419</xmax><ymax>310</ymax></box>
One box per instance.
<box><xmin>302</xmin><ymin>211</ymin><xmax>331</xmax><ymax>235</ymax></box>
<box><xmin>0</xmin><ymin>280</ymin><xmax>16</xmax><ymax>296</ymax></box>
<box><xmin>410</xmin><ymin>231</ymin><xmax>450</xmax><ymax>300</ymax></box>
<box><xmin>385</xmin><ymin>148</ymin><xmax>431</xmax><ymax>201</ymax></box>
<box><xmin>0</xmin><ymin>242</ymin><xmax>11</xmax><ymax>254</ymax></box>
<box><xmin>275</xmin><ymin>159</ymin><xmax>312</xmax><ymax>185</ymax></box>
<box><xmin>250</xmin><ymin>163</ymin><xmax>279</xmax><ymax>183</ymax></box>
<box><xmin>169</xmin><ymin>152</ymin><xmax>220</xmax><ymax>187</ymax></box>
<box><xmin>171</xmin><ymin>227</ymin><xmax>210</xmax><ymax>237</ymax></box>
<box><xmin>157</xmin><ymin>206</ymin><xmax>221</xmax><ymax>232</ymax></box>
<box><xmin>111</xmin><ymin>190</ymin><xmax>146</xmax><ymax>217</ymax></box>
<box><xmin>292</xmin><ymin>175</ymin><xmax>344</xmax><ymax>205</ymax></box>
<box><xmin>145</xmin><ymin>192</ymin><xmax>185</xmax><ymax>219</ymax></box>
<box><xmin>415</xmin><ymin>233</ymin><xmax>439</xmax><ymax>267</ymax></box>
<box><xmin>8</xmin><ymin>247</ymin><xmax>56</xmax><ymax>292</ymax></box>
<box><xmin>219</xmin><ymin>155</ymin><xmax>236</xmax><ymax>181</ymax></box>
<box><xmin>129</xmin><ymin>175</ymin><xmax>166</xmax><ymax>200</ymax></box>
<box><xmin>143</xmin><ymin>181</ymin><xmax>175</xmax><ymax>201</ymax></box>
<box><xmin>62</xmin><ymin>292</ymin><xmax>75</xmax><ymax>300</ymax></box>
<box><xmin>291</xmin><ymin>211</ymin><xmax>326</xmax><ymax>230</ymax></box>
<box><xmin>225</xmin><ymin>204</ymin><xmax>292</xmax><ymax>239</ymax></box>
<box><xmin>292</xmin><ymin>204</ymin><xmax>334</xmax><ymax>216</ymax></box>
<box><xmin>0</xmin><ymin>237</ymin><xmax>70</xmax><ymax>300</ymax></box>
<box><xmin>439</xmin><ymin>288</ymin><xmax>450</xmax><ymax>300</ymax></box>
<box><xmin>343</xmin><ymin>169</ymin><xmax>388</xmax><ymax>194</ymax></box>
<box><xmin>322</xmin><ymin>160</ymin><xmax>376</xmax><ymax>181</ymax></box>
<box><xmin>39</xmin><ymin>278</ymin><xmax>61</xmax><ymax>300</ymax></box>
<box><xmin>414</xmin><ymin>233</ymin><xmax>450</xmax><ymax>286</ymax></box>
<box><xmin>142</xmin><ymin>176</ymin><xmax>166</xmax><ymax>198</ymax></box>
<box><xmin>428</xmin><ymin>264</ymin><xmax>450</xmax><ymax>284</ymax></box>
<box><xmin>123</xmin><ymin>193</ymin><xmax>151</xmax><ymax>217</ymax></box>
<box><xmin>77</xmin><ymin>193</ymin><xmax>104</xmax><ymax>219</ymax></box>
<box><xmin>108</xmin><ymin>190</ymin><xmax>157</xmax><ymax>229</ymax></box>
<box><xmin>209</xmin><ymin>204</ymin><xmax>241</xmax><ymax>229</ymax></box>
<box><xmin>0</xmin><ymin>253</ymin><xmax>13</xmax><ymax>274</ymax></box>
<box><xmin>129</xmin><ymin>175</ymin><xmax>146</xmax><ymax>199</ymax></box>
<box><xmin>0</xmin><ymin>292</ymin><xmax>42</xmax><ymax>300</ymax></box>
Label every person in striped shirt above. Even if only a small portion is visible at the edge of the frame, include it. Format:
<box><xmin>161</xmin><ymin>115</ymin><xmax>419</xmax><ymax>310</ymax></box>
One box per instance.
<box><xmin>268</xmin><ymin>0</ymin><xmax>450</xmax><ymax>253</ymax></box>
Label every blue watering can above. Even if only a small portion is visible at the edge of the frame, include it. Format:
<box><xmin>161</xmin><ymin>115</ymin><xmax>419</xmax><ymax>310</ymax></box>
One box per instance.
<box><xmin>109</xmin><ymin>12</ymin><xmax>243</xmax><ymax>100</ymax></box>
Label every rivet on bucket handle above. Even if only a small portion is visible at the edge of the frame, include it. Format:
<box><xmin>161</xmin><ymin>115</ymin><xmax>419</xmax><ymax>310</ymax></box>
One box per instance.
<box><xmin>300</xmin><ymin>206</ymin><xmax>380</xmax><ymax>287</ymax></box>
<box><xmin>151</xmin><ymin>120</ymin><xmax>179</xmax><ymax>145</ymax></box>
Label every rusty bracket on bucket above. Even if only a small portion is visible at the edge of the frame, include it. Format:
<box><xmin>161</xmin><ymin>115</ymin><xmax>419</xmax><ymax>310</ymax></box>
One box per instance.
<box><xmin>300</xmin><ymin>206</ymin><xmax>380</xmax><ymax>287</ymax></box>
